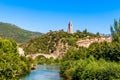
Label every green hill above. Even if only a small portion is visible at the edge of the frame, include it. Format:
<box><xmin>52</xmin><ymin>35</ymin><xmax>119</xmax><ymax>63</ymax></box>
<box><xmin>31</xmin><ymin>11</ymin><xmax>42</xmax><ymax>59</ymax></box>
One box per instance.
<box><xmin>0</xmin><ymin>22</ymin><xmax>42</xmax><ymax>43</ymax></box>
<box><xmin>21</xmin><ymin>30</ymin><xmax>98</xmax><ymax>55</ymax></box>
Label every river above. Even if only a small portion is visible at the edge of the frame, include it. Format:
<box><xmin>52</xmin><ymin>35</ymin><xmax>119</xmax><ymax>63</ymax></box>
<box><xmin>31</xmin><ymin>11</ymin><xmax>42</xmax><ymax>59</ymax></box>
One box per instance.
<box><xmin>20</xmin><ymin>65</ymin><xmax>63</xmax><ymax>80</ymax></box>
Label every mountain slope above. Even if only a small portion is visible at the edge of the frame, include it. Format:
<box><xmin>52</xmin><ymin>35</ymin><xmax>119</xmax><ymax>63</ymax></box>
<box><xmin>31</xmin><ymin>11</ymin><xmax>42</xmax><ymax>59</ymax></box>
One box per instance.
<box><xmin>0</xmin><ymin>22</ymin><xmax>42</xmax><ymax>43</ymax></box>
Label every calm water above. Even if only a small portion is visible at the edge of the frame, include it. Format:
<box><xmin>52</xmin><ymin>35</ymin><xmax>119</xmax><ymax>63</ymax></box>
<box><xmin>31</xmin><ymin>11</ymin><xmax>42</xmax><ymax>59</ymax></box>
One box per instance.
<box><xmin>20</xmin><ymin>65</ymin><xmax>63</xmax><ymax>80</ymax></box>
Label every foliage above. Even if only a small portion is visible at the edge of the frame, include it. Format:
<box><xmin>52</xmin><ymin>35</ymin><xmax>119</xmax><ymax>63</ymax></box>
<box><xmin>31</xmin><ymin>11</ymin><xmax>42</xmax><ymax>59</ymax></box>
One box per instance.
<box><xmin>60</xmin><ymin>56</ymin><xmax>120</xmax><ymax>80</ymax></box>
<box><xmin>22</xmin><ymin>30</ymin><xmax>97</xmax><ymax>54</ymax></box>
<box><xmin>62</xmin><ymin>47</ymin><xmax>88</xmax><ymax>61</ymax></box>
<box><xmin>111</xmin><ymin>19</ymin><xmax>120</xmax><ymax>42</ymax></box>
<box><xmin>0</xmin><ymin>22</ymin><xmax>42</xmax><ymax>43</ymax></box>
<box><xmin>88</xmin><ymin>42</ymin><xmax>120</xmax><ymax>62</ymax></box>
<box><xmin>0</xmin><ymin>38</ymin><xmax>31</xmax><ymax>80</ymax></box>
<box><xmin>35</xmin><ymin>55</ymin><xmax>60</xmax><ymax>65</ymax></box>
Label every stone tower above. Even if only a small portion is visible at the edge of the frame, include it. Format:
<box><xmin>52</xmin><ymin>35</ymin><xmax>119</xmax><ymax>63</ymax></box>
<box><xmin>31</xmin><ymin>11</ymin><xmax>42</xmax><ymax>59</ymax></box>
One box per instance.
<box><xmin>68</xmin><ymin>21</ymin><xmax>73</xmax><ymax>33</ymax></box>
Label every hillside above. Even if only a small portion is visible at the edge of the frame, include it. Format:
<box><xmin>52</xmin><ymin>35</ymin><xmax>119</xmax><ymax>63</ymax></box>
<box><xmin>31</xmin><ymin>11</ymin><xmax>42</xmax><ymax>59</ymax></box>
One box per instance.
<box><xmin>0</xmin><ymin>22</ymin><xmax>42</xmax><ymax>43</ymax></box>
<box><xmin>21</xmin><ymin>30</ymin><xmax>99</xmax><ymax>56</ymax></box>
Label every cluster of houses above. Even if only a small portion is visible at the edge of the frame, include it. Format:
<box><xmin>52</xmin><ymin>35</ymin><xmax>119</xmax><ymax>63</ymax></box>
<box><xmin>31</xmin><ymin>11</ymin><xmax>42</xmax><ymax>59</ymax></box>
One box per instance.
<box><xmin>77</xmin><ymin>37</ymin><xmax>112</xmax><ymax>48</ymax></box>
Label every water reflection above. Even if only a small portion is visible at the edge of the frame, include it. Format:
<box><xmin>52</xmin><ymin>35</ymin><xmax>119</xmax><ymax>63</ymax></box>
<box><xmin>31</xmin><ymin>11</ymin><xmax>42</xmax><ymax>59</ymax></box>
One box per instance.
<box><xmin>20</xmin><ymin>65</ymin><xmax>63</xmax><ymax>80</ymax></box>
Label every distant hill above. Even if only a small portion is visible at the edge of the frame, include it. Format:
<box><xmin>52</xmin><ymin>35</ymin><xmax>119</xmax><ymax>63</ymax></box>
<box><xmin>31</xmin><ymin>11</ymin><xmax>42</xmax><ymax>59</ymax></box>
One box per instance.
<box><xmin>0</xmin><ymin>22</ymin><xmax>42</xmax><ymax>43</ymax></box>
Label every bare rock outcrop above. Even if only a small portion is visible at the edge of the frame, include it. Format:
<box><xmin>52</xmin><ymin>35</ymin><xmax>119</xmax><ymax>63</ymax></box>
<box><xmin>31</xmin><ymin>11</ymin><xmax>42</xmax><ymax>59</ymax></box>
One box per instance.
<box><xmin>18</xmin><ymin>47</ymin><xmax>24</xmax><ymax>56</ymax></box>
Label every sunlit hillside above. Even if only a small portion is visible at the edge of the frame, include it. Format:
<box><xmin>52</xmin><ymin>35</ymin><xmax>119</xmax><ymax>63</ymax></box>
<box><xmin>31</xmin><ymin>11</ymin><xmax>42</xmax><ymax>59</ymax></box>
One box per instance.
<box><xmin>0</xmin><ymin>22</ymin><xmax>42</xmax><ymax>43</ymax></box>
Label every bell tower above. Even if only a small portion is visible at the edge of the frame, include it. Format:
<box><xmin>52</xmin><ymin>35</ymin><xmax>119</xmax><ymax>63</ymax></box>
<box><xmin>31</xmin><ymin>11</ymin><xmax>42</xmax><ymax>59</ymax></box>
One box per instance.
<box><xmin>68</xmin><ymin>21</ymin><xmax>73</xmax><ymax>33</ymax></box>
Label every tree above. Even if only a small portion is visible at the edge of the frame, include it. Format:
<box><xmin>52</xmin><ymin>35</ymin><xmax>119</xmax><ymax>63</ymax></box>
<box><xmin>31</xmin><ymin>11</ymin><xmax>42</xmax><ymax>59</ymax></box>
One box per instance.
<box><xmin>111</xmin><ymin>19</ymin><xmax>120</xmax><ymax>42</ymax></box>
<box><xmin>96</xmin><ymin>32</ymin><xmax>100</xmax><ymax>38</ymax></box>
<box><xmin>0</xmin><ymin>38</ymin><xmax>31</xmax><ymax>79</ymax></box>
<box><xmin>83</xmin><ymin>29</ymin><xmax>87</xmax><ymax>34</ymax></box>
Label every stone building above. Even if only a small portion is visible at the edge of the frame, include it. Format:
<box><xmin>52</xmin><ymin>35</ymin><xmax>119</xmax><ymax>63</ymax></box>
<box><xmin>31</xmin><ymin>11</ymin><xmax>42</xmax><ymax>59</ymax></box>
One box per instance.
<box><xmin>68</xmin><ymin>21</ymin><xmax>73</xmax><ymax>33</ymax></box>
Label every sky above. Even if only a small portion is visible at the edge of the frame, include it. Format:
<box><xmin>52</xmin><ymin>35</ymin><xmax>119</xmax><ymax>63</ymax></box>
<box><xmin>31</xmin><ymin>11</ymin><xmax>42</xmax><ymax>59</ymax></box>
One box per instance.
<box><xmin>0</xmin><ymin>0</ymin><xmax>120</xmax><ymax>34</ymax></box>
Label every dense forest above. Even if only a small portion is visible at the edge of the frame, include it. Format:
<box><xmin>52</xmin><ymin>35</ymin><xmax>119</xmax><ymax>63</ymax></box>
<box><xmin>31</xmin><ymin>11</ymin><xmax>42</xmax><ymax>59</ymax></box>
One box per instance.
<box><xmin>0</xmin><ymin>22</ymin><xmax>42</xmax><ymax>43</ymax></box>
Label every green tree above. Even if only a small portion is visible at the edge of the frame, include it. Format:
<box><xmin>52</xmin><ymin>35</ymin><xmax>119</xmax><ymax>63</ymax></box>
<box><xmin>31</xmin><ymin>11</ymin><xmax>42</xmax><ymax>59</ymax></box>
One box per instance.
<box><xmin>111</xmin><ymin>19</ymin><xmax>120</xmax><ymax>42</ymax></box>
<box><xmin>0</xmin><ymin>38</ymin><xmax>31</xmax><ymax>80</ymax></box>
<box><xmin>83</xmin><ymin>29</ymin><xmax>87</xmax><ymax>34</ymax></box>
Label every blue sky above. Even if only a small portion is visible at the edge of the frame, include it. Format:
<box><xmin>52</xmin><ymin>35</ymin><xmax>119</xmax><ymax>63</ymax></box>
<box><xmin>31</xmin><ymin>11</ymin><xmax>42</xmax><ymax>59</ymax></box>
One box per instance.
<box><xmin>0</xmin><ymin>0</ymin><xmax>120</xmax><ymax>34</ymax></box>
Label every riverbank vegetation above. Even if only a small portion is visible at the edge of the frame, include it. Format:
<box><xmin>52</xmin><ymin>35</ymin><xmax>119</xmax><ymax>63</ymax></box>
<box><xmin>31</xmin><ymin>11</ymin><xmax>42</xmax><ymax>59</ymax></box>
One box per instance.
<box><xmin>0</xmin><ymin>38</ymin><xmax>31</xmax><ymax>80</ymax></box>
<box><xmin>60</xmin><ymin>56</ymin><xmax>120</xmax><ymax>80</ymax></box>
<box><xmin>35</xmin><ymin>55</ymin><xmax>60</xmax><ymax>65</ymax></box>
<box><xmin>60</xmin><ymin>19</ymin><xmax>120</xmax><ymax>80</ymax></box>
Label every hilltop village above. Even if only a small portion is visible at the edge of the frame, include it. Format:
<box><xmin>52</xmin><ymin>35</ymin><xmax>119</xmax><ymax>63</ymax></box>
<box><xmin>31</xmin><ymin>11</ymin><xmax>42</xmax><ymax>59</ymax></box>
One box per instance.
<box><xmin>77</xmin><ymin>37</ymin><xmax>111</xmax><ymax>48</ymax></box>
<box><xmin>21</xmin><ymin>22</ymin><xmax>112</xmax><ymax>59</ymax></box>
<box><xmin>68</xmin><ymin>21</ymin><xmax>112</xmax><ymax>48</ymax></box>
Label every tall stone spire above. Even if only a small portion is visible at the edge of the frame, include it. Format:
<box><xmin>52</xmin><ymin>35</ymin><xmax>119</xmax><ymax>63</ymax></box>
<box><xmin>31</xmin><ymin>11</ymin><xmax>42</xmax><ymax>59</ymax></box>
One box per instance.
<box><xmin>68</xmin><ymin>21</ymin><xmax>73</xmax><ymax>33</ymax></box>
